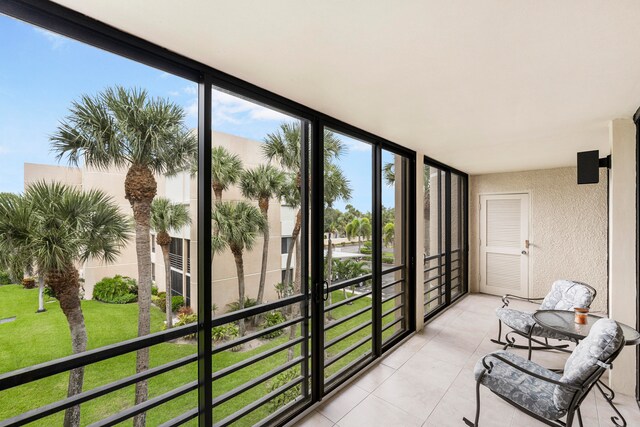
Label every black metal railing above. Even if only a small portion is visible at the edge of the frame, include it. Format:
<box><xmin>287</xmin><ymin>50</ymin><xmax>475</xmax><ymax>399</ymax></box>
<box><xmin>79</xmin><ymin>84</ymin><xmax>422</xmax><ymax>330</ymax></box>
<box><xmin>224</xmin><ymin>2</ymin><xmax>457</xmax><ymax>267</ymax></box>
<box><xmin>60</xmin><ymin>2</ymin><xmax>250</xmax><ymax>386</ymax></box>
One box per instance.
<box><xmin>0</xmin><ymin>294</ymin><xmax>310</xmax><ymax>427</ymax></box>
<box><xmin>423</xmin><ymin>249</ymin><xmax>464</xmax><ymax>317</ymax></box>
<box><xmin>0</xmin><ymin>260</ymin><xmax>414</xmax><ymax>426</ymax></box>
<box><xmin>322</xmin><ymin>264</ymin><xmax>406</xmax><ymax>389</ymax></box>
<box><xmin>424</xmin><ymin>252</ymin><xmax>446</xmax><ymax>315</ymax></box>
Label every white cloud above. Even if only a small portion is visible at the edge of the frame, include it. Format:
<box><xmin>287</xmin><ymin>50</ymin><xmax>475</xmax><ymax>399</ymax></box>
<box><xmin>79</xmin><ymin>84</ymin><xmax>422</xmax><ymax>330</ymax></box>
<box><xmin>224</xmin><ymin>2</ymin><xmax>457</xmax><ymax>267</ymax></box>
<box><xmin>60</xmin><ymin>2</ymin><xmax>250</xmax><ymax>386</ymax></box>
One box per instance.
<box><xmin>168</xmin><ymin>90</ymin><xmax>180</xmax><ymax>97</ymax></box>
<box><xmin>212</xmin><ymin>90</ymin><xmax>290</xmax><ymax>126</ymax></box>
<box><xmin>0</xmin><ymin>145</ymin><xmax>10</xmax><ymax>155</ymax></box>
<box><xmin>34</xmin><ymin>27</ymin><xmax>67</xmax><ymax>50</ymax></box>
<box><xmin>344</xmin><ymin>138</ymin><xmax>372</xmax><ymax>153</ymax></box>
<box><xmin>185</xmin><ymin>99</ymin><xmax>198</xmax><ymax>119</ymax></box>
<box><xmin>183</xmin><ymin>86</ymin><xmax>197</xmax><ymax>95</ymax></box>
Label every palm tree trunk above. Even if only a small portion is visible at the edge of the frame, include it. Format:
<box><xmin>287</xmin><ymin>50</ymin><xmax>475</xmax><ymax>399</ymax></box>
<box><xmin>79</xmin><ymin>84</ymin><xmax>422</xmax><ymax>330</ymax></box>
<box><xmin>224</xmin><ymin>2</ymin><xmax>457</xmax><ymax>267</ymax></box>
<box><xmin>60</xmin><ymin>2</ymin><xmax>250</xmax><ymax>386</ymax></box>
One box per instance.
<box><xmin>37</xmin><ymin>275</ymin><xmax>45</xmax><ymax>313</ymax></box>
<box><xmin>162</xmin><ymin>245</ymin><xmax>173</xmax><ymax>328</ymax></box>
<box><xmin>233</xmin><ymin>249</ymin><xmax>246</xmax><ymax>336</ymax></box>
<box><xmin>47</xmin><ymin>265</ymin><xmax>87</xmax><ymax>427</ymax></box>
<box><xmin>287</xmin><ymin>235</ymin><xmax>302</xmax><ymax>361</ymax></box>
<box><xmin>125</xmin><ymin>164</ymin><xmax>156</xmax><ymax>427</ymax></box>
<box><xmin>132</xmin><ymin>200</ymin><xmax>153</xmax><ymax>427</ymax></box>
<box><xmin>211</xmin><ymin>185</ymin><xmax>221</xmax><ymax>278</ymax></box>
<box><xmin>213</xmin><ymin>187</ymin><xmax>223</xmax><ymax>204</ymax></box>
<box><xmin>255</xmin><ymin>200</ymin><xmax>269</xmax><ymax>326</ymax></box>
<box><xmin>326</xmin><ymin>235</ymin><xmax>334</xmax><ymax>320</ymax></box>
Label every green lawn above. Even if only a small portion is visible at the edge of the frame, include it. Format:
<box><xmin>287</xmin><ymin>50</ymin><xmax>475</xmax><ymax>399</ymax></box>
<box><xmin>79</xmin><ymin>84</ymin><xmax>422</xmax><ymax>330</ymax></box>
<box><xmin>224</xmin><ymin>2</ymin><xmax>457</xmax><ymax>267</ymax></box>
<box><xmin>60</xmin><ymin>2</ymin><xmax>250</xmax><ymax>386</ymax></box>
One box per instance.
<box><xmin>0</xmin><ymin>284</ymin><xmax>406</xmax><ymax>426</ymax></box>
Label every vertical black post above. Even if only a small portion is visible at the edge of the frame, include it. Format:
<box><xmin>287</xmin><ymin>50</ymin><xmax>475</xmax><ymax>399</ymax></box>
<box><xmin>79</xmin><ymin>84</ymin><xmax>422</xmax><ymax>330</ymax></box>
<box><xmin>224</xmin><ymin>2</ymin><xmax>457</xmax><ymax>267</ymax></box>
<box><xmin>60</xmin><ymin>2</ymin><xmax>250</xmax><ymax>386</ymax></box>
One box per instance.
<box><xmin>634</xmin><ymin>108</ymin><xmax>640</xmax><ymax>405</ymax></box>
<box><xmin>407</xmin><ymin>155</ymin><xmax>417</xmax><ymax>332</ymax></box>
<box><xmin>197</xmin><ymin>78</ymin><xmax>213</xmax><ymax>426</ymax></box>
<box><xmin>372</xmin><ymin>144</ymin><xmax>382</xmax><ymax>357</ymax></box>
<box><xmin>462</xmin><ymin>175</ymin><xmax>469</xmax><ymax>294</ymax></box>
<box><xmin>437</xmin><ymin>171</ymin><xmax>443</xmax><ymax>306</ymax></box>
<box><xmin>444</xmin><ymin>172</ymin><xmax>452</xmax><ymax>306</ymax></box>
<box><xmin>299</xmin><ymin>120</ymin><xmax>310</xmax><ymax>400</ymax></box>
<box><xmin>310</xmin><ymin>119</ymin><xmax>324</xmax><ymax>401</ymax></box>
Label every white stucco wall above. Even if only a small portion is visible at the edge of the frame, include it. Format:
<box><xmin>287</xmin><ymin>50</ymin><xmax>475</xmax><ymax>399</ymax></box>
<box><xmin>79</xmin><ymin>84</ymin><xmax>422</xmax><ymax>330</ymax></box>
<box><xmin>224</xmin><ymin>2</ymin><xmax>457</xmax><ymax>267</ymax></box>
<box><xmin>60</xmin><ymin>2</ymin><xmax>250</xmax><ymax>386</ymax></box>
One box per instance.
<box><xmin>469</xmin><ymin>167</ymin><xmax>608</xmax><ymax>313</ymax></box>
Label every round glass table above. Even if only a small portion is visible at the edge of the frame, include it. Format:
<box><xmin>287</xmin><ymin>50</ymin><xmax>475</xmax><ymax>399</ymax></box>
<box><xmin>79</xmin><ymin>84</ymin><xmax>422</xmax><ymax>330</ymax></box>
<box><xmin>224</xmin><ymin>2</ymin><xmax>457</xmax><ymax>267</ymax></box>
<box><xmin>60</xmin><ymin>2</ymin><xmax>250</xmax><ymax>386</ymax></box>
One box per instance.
<box><xmin>532</xmin><ymin>309</ymin><xmax>640</xmax><ymax>346</ymax></box>
<box><xmin>532</xmin><ymin>309</ymin><xmax>640</xmax><ymax>427</ymax></box>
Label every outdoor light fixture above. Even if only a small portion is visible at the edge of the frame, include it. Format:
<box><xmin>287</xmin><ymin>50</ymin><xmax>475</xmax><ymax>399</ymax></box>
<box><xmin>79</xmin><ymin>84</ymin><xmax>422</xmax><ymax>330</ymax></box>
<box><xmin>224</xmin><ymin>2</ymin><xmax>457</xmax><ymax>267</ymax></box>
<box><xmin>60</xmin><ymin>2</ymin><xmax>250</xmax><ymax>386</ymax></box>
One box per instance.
<box><xmin>577</xmin><ymin>150</ymin><xmax>611</xmax><ymax>184</ymax></box>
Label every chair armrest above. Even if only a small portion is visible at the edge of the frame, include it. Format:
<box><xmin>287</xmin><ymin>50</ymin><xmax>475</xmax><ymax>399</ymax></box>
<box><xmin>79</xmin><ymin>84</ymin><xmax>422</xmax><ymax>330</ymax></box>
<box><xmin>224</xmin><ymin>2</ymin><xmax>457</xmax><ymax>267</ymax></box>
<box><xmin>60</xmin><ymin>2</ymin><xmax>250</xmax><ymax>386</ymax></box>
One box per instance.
<box><xmin>501</xmin><ymin>294</ymin><xmax>545</xmax><ymax>308</ymax></box>
<box><xmin>481</xmin><ymin>353</ymin><xmax>581</xmax><ymax>392</ymax></box>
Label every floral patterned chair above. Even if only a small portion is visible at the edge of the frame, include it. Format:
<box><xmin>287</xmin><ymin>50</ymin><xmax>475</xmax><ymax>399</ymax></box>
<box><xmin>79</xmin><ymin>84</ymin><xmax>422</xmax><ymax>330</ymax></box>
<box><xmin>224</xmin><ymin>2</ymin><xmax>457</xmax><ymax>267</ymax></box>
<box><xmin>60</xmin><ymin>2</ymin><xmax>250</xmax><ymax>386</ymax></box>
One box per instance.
<box><xmin>464</xmin><ymin>318</ymin><xmax>624</xmax><ymax>427</ymax></box>
<box><xmin>492</xmin><ymin>280</ymin><xmax>597</xmax><ymax>359</ymax></box>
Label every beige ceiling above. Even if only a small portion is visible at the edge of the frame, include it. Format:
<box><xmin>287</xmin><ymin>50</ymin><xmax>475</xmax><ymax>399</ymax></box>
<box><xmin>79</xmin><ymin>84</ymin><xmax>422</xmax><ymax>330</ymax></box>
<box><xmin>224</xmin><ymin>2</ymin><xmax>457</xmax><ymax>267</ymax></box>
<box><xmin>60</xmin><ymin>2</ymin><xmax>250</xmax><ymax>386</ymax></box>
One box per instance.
<box><xmin>54</xmin><ymin>0</ymin><xmax>640</xmax><ymax>174</ymax></box>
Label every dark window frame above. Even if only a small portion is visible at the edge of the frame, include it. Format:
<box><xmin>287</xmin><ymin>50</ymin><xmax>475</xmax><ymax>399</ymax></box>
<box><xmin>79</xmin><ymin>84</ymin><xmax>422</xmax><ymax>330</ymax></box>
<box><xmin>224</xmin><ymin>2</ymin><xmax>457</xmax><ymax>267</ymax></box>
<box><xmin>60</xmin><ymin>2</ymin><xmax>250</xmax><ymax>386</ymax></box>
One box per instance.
<box><xmin>423</xmin><ymin>155</ymin><xmax>469</xmax><ymax>321</ymax></box>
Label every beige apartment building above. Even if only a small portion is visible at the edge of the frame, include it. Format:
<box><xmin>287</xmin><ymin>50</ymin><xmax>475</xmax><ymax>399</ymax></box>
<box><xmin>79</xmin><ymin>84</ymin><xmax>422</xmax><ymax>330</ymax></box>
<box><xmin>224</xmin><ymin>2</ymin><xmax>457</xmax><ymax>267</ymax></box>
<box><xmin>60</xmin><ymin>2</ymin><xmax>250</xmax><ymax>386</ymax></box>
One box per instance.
<box><xmin>24</xmin><ymin>130</ymin><xmax>297</xmax><ymax>312</ymax></box>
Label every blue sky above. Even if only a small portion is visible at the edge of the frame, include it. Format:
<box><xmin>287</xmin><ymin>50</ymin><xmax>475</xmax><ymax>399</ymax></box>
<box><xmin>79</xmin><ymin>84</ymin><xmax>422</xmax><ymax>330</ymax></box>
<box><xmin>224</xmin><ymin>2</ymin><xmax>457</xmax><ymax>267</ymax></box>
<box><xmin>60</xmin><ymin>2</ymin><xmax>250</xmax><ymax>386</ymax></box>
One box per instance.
<box><xmin>0</xmin><ymin>14</ymin><xmax>395</xmax><ymax>212</ymax></box>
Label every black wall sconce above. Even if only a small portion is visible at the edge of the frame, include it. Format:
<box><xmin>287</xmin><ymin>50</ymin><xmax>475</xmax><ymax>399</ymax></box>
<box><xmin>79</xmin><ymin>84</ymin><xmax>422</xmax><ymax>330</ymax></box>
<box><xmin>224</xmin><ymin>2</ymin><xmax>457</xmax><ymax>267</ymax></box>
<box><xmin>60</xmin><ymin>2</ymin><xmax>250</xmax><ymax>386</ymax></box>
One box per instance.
<box><xmin>577</xmin><ymin>150</ymin><xmax>611</xmax><ymax>184</ymax></box>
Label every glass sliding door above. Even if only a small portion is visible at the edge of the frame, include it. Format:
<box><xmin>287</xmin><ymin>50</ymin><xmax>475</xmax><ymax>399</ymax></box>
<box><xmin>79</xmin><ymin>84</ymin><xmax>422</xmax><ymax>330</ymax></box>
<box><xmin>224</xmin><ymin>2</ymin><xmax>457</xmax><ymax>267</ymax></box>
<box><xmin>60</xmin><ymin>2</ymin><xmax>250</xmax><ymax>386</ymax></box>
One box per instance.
<box><xmin>208</xmin><ymin>87</ymin><xmax>312</xmax><ymax>425</ymax></box>
<box><xmin>321</xmin><ymin>128</ymin><xmax>374</xmax><ymax>389</ymax></box>
<box><xmin>381</xmin><ymin>150</ymin><xmax>411</xmax><ymax>346</ymax></box>
<box><xmin>450</xmin><ymin>173</ymin><xmax>466</xmax><ymax>299</ymax></box>
<box><xmin>424</xmin><ymin>165</ymin><xmax>447</xmax><ymax>316</ymax></box>
<box><xmin>423</xmin><ymin>159</ymin><xmax>468</xmax><ymax>320</ymax></box>
<box><xmin>319</xmin><ymin>127</ymin><xmax>415</xmax><ymax>392</ymax></box>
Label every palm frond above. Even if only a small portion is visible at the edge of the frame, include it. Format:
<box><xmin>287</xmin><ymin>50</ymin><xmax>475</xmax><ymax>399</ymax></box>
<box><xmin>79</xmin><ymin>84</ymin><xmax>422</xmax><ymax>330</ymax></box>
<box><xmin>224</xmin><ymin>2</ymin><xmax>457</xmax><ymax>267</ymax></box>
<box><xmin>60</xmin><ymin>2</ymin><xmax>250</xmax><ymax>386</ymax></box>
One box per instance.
<box><xmin>51</xmin><ymin>86</ymin><xmax>196</xmax><ymax>176</ymax></box>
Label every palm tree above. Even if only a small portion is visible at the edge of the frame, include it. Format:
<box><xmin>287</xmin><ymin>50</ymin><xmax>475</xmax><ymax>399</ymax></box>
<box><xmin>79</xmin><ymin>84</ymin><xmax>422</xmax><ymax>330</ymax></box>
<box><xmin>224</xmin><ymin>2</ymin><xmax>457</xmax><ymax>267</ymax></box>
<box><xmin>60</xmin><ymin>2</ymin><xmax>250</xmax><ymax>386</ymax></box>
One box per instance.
<box><xmin>0</xmin><ymin>182</ymin><xmax>129</xmax><ymax>427</ymax></box>
<box><xmin>383</xmin><ymin>162</ymin><xmax>395</xmax><ymax>187</ymax></box>
<box><xmin>262</xmin><ymin>123</ymin><xmax>345</xmax><ymax>293</ymax></box>
<box><xmin>345</xmin><ymin>217</ymin><xmax>372</xmax><ymax>250</ymax></box>
<box><xmin>211</xmin><ymin>201</ymin><xmax>267</xmax><ymax>336</ymax></box>
<box><xmin>323</xmin><ymin>163</ymin><xmax>352</xmax><ymax>319</ymax></box>
<box><xmin>210</xmin><ymin>146</ymin><xmax>243</xmax><ymax>203</ymax></box>
<box><xmin>263</xmin><ymin>122</ymin><xmax>346</xmax><ymax>360</ymax></box>
<box><xmin>240</xmin><ymin>164</ymin><xmax>285</xmax><ymax>311</ymax></box>
<box><xmin>50</xmin><ymin>86</ymin><xmax>196</xmax><ymax>427</ymax></box>
<box><xmin>0</xmin><ymin>193</ymin><xmax>43</xmax><ymax>311</ymax></box>
<box><xmin>383</xmin><ymin>222</ymin><xmax>395</xmax><ymax>247</ymax></box>
<box><xmin>423</xmin><ymin>166</ymin><xmax>432</xmax><ymax>254</ymax></box>
<box><xmin>150</xmin><ymin>198</ymin><xmax>191</xmax><ymax>328</ymax></box>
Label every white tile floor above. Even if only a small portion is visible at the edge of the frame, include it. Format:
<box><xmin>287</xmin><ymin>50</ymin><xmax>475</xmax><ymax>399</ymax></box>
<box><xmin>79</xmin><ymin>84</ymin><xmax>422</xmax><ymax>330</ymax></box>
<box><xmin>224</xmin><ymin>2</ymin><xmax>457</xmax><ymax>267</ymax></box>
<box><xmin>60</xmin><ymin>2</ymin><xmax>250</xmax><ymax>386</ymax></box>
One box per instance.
<box><xmin>292</xmin><ymin>294</ymin><xmax>640</xmax><ymax>427</ymax></box>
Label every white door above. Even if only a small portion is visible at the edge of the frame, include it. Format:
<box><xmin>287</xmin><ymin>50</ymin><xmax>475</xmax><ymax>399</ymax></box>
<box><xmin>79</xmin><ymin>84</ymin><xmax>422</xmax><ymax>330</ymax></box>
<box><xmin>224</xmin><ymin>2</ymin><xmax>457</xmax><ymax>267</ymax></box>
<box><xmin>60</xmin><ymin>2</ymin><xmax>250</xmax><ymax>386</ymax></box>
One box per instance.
<box><xmin>479</xmin><ymin>194</ymin><xmax>529</xmax><ymax>297</ymax></box>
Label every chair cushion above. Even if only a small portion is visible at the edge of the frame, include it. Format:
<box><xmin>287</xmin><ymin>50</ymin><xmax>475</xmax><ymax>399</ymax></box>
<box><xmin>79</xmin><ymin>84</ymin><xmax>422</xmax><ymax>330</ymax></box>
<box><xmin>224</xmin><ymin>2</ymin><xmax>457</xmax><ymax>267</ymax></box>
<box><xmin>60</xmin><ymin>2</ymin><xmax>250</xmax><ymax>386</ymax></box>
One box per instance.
<box><xmin>539</xmin><ymin>280</ymin><xmax>594</xmax><ymax>310</ymax></box>
<box><xmin>554</xmin><ymin>318</ymin><xmax>624</xmax><ymax>410</ymax></box>
<box><xmin>474</xmin><ymin>350</ymin><xmax>566</xmax><ymax>420</ymax></box>
<box><xmin>496</xmin><ymin>308</ymin><xmax>569</xmax><ymax>340</ymax></box>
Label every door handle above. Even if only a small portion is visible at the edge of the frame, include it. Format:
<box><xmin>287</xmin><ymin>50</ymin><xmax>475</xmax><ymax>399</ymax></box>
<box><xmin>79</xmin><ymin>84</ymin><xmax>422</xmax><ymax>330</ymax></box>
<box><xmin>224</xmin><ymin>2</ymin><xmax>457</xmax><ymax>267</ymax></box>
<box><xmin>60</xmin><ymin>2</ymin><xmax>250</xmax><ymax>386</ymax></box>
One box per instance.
<box><xmin>323</xmin><ymin>280</ymin><xmax>329</xmax><ymax>301</ymax></box>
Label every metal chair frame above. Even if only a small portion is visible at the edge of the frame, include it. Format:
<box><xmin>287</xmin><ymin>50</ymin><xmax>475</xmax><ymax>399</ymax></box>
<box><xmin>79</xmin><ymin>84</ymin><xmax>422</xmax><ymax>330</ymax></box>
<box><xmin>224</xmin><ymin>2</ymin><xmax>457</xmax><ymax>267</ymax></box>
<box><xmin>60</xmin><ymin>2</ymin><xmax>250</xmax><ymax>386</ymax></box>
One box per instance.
<box><xmin>463</xmin><ymin>339</ymin><xmax>625</xmax><ymax>427</ymax></box>
<box><xmin>492</xmin><ymin>282</ymin><xmax>597</xmax><ymax>360</ymax></box>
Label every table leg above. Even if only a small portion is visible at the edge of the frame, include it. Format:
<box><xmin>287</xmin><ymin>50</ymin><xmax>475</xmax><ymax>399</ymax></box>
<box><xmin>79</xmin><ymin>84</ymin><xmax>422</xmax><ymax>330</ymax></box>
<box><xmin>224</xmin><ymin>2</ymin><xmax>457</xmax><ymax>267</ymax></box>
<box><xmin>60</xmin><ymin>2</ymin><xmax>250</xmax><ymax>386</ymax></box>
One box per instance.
<box><xmin>595</xmin><ymin>381</ymin><xmax>626</xmax><ymax>427</ymax></box>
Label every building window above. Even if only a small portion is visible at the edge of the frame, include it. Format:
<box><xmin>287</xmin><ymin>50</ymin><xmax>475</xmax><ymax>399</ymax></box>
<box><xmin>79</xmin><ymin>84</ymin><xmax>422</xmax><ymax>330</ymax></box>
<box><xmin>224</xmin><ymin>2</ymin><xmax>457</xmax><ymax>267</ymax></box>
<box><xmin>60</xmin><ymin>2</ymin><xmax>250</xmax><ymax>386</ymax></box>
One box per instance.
<box><xmin>186</xmin><ymin>239</ymin><xmax>190</xmax><ymax>274</ymax></box>
<box><xmin>151</xmin><ymin>235</ymin><xmax>155</xmax><ymax>253</ymax></box>
<box><xmin>281</xmin><ymin>236</ymin><xmax>292</xmax><ymax>254</ymax></box>
<box><xmin>169</xmin><ymin>238</ymin><xmax>183</xmax><ymax>270</ymax></box>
